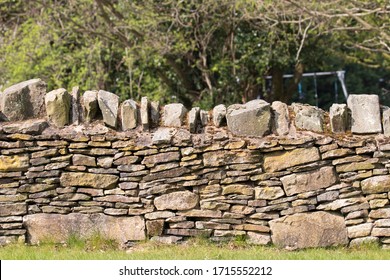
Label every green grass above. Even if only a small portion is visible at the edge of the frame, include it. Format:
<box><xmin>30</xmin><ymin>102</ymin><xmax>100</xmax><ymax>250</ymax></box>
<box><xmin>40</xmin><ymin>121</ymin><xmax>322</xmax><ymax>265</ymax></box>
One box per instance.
<box><xmin>1</xmin><ymin>236</ymin><xmax>389</xmax><ymax>260</ymax></box>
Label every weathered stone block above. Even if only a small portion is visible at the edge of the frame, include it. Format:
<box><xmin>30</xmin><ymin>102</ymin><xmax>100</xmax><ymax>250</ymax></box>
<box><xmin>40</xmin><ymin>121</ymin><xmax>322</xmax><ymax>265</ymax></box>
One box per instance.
<box><xmin>154</xmin><ymin>191</ymin><xmax>198</xmax><ymax>211</ymax></box>
<box><xmin>70</xmin><ymin>86</ymin><xmax>80</xmax><ymax>124</ymax></box>
<box><xmin>222</xmin><ymin>184</ymin><xmax>254</xmax><ymax>196</ymax></box>
<box><xmin>361</xmin><ymin>175</ymin><xmax>390</xmax><ymax>194</ymax></box>
<box><xmin>280</xmin><ymin>166</ymin><xmax>337</xmax><ymax>196</ymax></box>
<box><xmin>271</xmin><ymin>101</ymin><xmax>290</xmax><ymax>135</ymax></box>
<box><xmin>0</xmin><ymin>79</ymin><xmax>46</xmax><ymax>121</ymax></box>
<box><xmin>204</xmin><ymin>150</ymin><xmax>260</xmax><ymax>167</ymax></box>
<box><xmin>213</xmin><ymin>104</ymin><xmax>226</xmax><ymax>127</ymax></box>
<box><xmin>329</xmin><ymin>104</ymin><xmax>349</xmax><ymax>133</ymax></box>
<box><xmin>98</xmin><ymin>90</ymin><xmax>119</xmax><ymax>128</ymax></box>
<box><xmin>150</xmin><ymin>101</ymin><xmax>160</xmax><ymax>127</ymax></box>
<box><xmin>369</xmin><ymin>208</ymin><xmax>390</xmax><ymax>219</ymax></box>
<box><xmin>188</xmin><ymin>107</ymin><xmax>200</xmax><ymax>133</ymax></box>
<box><xmin>255</xmin><ymin>186</ymin><xmax>285</xmax><ymax>200</ymax></box>
<box><xmin>226</xmin><ymin>100</ymin><xmax>271</xmax><ymax>137</ymax></box>
<box><xmin>121</xmin><ymin>99</ymin><xmax>138</xmax><ymax>130</ymax></box>
<box><xmin>349</xmin><ymin>236</ymin><xmax>379</xmax><ymax>247</ymax></box>
<box><xmin>72</xmin><ymin>154</ymin><xmax>96</xmax><ymax>167</ymax></box>
<box><xmin>347</xmin><ymin>223</ymin><xmax>373</xmax><ymax>238</ymax></box>
<box><xmin>372</xmin><ymin>227</ymin><xmax>390</xmax><ymax>237</ymax></box>
<box><xmin>347</xmin><ymin>94</ymin><xmax>382</xmax><ymax>134</ymax></box>
<box><xmin>45</xmin><ymin>88</ymin><xmax>71</xmax><ymax>127</ymax></box>
<box><xmin>318</xmin><ymin>197</ymin><xmax>362</xmax><ymax>211</ymax></box>
<box><xmin>269</xmin><ymin>211</ymin><xmax>348</xmax><ymax>249</ymax></box>
<box><xmin>292</xmin><ymin>103</ymin><xmax>324</xmax><ymax>133</ymax></box>
<box><xmin>142</xmin><ymin>151</ymin><xmax>180</xmax><ymax>167</ymax></box>
<box><xmin>144</xmin><ymin>211</ymin><xmax>175</xmax><ymax>220</ymax></box>
<box><xmin>263</xmin><ymin>147</ymin><xmax>320</xmax><ymax>172</ymax></box>
<box><xmin>140</xmin><ymin>96</ymin><xmax>149</xmax><ymax>131</ymax></box>
<box><xmin>0</xmin><ymin>154</ymin><xmax>29</xmax><ymax>172</ymax></box>
<box><xmin>82</xmin><ymin>91</ymin><xmax>98</xmax><ymax>123</ymax></box>
<box><xmin>382</xmin><ymin>107</ymin><xmax>390</xmax><ymax>136</ymax></box>
<box><xmin>60</xmin><ymin>172</ymin><xmax>118</xmax><ymax>189</ymax></box>
<box><xmin>178</xmin><ymin>209</ymin><xmax>222</xmax><ymax>218</ymax></box>
<box><xmin>163</xmin><ymin>103</ymin><xmax>187</xmax><ymax>127</ymax></box>
<box><xmin>23</xmin><ymin>213</ymin><xmax>145</xmax><ymax>244</ymax></box>
<box><xmin>152</xmin><ymin>128</ymin><xmax>176</xmax><ymax>145</ymax></box>
<box><xmin>246</xmin><ymin>232</ymin><xmax>271</xmax><ymax>245</ymax></box>
<box><xmin>2</xmin><ymin>119</ymin><xmax>48</xmax><ymax>135</ymax></box>
<box><xmin>0</xmin><ymin>203</ymin><xmax>27</xmax><ymax>217</ymax></box>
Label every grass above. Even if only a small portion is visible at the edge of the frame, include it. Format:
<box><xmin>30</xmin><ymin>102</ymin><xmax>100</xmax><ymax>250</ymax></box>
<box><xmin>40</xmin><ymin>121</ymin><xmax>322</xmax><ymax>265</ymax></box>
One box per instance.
<box><xmin>1</xmin><ymin>235</ymin><xmax>389</xmax><ymax>260</ymax></box>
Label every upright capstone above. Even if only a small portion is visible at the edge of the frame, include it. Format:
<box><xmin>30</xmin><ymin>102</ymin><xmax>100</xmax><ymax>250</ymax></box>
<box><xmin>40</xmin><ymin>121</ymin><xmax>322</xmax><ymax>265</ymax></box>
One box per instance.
<box><xmin>82</xmin><ymin>91</ymin><xmax>98</xmax><ymax>123</ymax></box>
<box><xmin>271</xmin><ymin>101</ymin><xmax>290</xmax><ymax>136</ymax></box>
<box><xmin>98</xmin><ymin>90</ymin><xmax>119</xmax><ymax>128</ymax></box>
<box><xmin>163</xmin><ymin>103</ymin><xmax>187</xmax><ymax>127</ymax></box>
<box><xmin>0</xmin><ymin>79</ymin><xmax>46</xmax><ymax>121</ymax></box>
<box><xmin>45</xmin><ymin>88</ymin><xmax>71</xmax><ymax>127</ymax></box>
<box><xmin>140</xmin><ymin>97</ymin><xmax>149</xmax><ymax>131</ymax></box>
<box><xmin>120</xmin><ymin>99</ymin><xmax>138</xmax><ymax>130</ymax></box>
<box><xmin>292</xmin><ymin>103</ymin><xmax>324</xmax><ymax>133</ymax></box>
<box><xmin>226</xmin><ymin>100</ymin><xmax>271</xmax><ymax>137</ymax></box>
<box><xmin>212</xmin><ymin>104</ymin><xmax>226</xmax><ymax>127</ymax></box>
<box><xmin>382</xmin><ymin>107</ymin><xmax>390</xmax><ymax>136</ymax></box>
<box><xmin>329</xmin><ymin>104</ymin><xmax>348</xmax><ymax>133</ymax></box>
<box><xmin>347</xmin><ymin>94</ymin><xmax>382</xmax><ymax>134</ymax></box>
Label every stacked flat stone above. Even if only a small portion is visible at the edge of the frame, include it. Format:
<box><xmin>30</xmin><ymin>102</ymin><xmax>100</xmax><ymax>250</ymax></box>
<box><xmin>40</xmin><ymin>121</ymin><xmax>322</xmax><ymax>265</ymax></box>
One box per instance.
<box><xmin>2</xmin><ymin>79</ymin><xmax>390</xmax><ymax>249</ymax></box>
<box><xmin>0</xmin><ymin>118</ymin><xmax>390</xmax><ymax>248</ymax></box>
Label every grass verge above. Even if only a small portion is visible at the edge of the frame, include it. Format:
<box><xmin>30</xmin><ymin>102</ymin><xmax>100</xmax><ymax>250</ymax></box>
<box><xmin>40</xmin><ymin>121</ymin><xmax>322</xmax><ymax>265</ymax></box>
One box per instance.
<box><xmin>0</xmin><ymin>236</ymin><xmax>389</xmax><ymax>260</ymax></box>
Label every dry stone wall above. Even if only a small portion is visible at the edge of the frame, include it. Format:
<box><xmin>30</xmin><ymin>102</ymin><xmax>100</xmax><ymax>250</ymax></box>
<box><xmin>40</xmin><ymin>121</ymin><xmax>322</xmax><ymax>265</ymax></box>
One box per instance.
<box><xmin>1</xmin><ymin>79</ymin><xmax>390</xmax><ymax>249</ymax></box>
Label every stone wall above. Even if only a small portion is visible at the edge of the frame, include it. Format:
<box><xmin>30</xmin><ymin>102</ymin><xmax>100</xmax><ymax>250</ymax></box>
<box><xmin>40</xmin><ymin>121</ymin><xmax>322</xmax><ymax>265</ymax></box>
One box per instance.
<box><xmin>1</xmin><ymin>79</ymin><xmax>390</xmax><ymax>249</ymax></box>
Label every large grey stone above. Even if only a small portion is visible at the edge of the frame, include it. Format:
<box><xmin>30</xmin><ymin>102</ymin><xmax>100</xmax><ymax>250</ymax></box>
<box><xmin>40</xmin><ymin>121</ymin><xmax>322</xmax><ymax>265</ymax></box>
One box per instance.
<box><xmin>280</xmin><ymin>166</ymin><xmax>337</xmax><ymax>196</ymax></box>
<box><xmin>121</xmin><ymin>99</ymin><xmax>138</xmax><ymax>130</ymax></box>
<box><xmin>23</xmin><ymin>213</ymin><xmax>145</xmax><ymax>244</ymax></box>
<box><xmin>292</xmin><ymin>103</ymin><xmax>324</xmax><ymax>133</ymax></box>
<box><xmin>98</xmin><ymin>90</ymin><xmax>119</xmax><ymax>128</ymax></box>
<box><xmin>347</xmin><ymin>94</ymin><xmax>382</xmax><ymax>134</ymax></box>
<box><xmin>82</xmin><ymin>91</ymin><xmax>98</xmax><ymax>123</ymax></box>
<box><xmin>329</xmin><ymin>104</ymin><xmax>348</xmax><ymax>133</ymax></box>
<box><xmin>271</xmin><ymin>101</ymin><xmax>290</xmax><ymax>135</ymax></box>
<box><xmin>213</xmin><ymin>104</ymin><xmax>226</xmax><ymax>127</ymax></box>
<box><xmin>263</xmin><ymin>147</ymin><xmax>320</xmax><ymax>172</ymax></box>
<box><xmin>154</xmin><ymin>191</ymin><xmax>199</xmax><ymax>210</ymax></box>
<box><xmin>0</xmin><ymin>79</ymin><xmax>46</xmax><ymax>121</ymax></box>
<box><xmin>361</xmin><ymin>175</ymin><xmax>390</xmax><ymax>194</ymax></box>
<box><xmin>45</xmin><ymin>88</ymin><xmax>71</xmax><ymax>127</ymax></box>
<box><xmin>163</xmin><ymin>103</ymin><xmax>187</xmax><ymax>127</ymax></box>
<box><xmin>269</xmin><ymin>211</ymin><xmax>348</xmax><ymax>249</ymax></box>
<box><xmin>226</xmin><ymin>100</ymin><xmax>271</xmax><ymax>137</ymax></box>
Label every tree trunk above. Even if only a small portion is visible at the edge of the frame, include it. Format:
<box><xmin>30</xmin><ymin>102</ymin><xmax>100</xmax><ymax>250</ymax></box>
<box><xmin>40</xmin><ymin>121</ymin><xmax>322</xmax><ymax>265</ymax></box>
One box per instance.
<box><xmin>286</xmin><ymin>62</ymin><xmax>304</xmax><ymax>102</ymax></box>
<box><xmin>271</xmin><ymin>67</ymin><xmax>285</xmax><ymax>102</ymax></box>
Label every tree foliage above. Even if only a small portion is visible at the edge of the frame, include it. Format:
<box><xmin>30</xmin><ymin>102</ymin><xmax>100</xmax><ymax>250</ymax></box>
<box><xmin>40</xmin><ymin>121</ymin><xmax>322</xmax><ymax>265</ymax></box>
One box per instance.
<box><xmin>0</xmin><ymin>0</ymin><xmax>389</xmax><ymax>109</ymax></box>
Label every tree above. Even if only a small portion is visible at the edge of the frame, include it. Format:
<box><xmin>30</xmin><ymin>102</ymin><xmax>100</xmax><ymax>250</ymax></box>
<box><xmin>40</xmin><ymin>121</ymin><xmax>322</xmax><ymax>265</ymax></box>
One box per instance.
<box><xmin>1</xmin><ymin>0</ymin><xmax>389</xmax><ymax>109</ymax></box>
